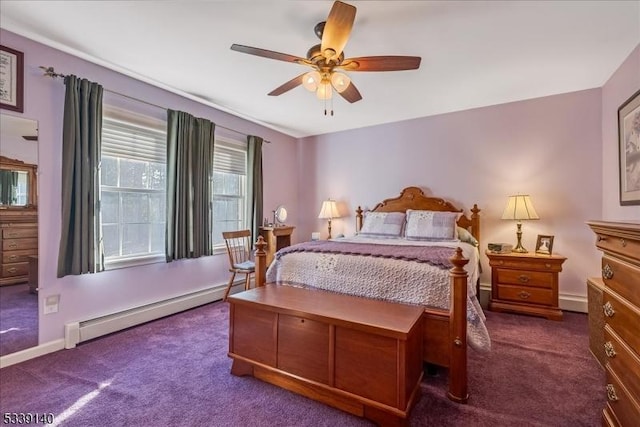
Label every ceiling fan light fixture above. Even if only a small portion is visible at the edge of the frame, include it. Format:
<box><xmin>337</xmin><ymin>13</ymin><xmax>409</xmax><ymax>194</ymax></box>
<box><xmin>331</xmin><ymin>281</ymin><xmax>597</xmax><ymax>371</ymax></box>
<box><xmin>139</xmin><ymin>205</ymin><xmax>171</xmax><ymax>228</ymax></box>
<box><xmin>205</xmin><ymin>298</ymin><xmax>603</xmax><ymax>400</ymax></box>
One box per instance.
<box><xmin>302</xmin><ymin>71</ymin><xmax>321</xmax><ymax>92</ymax></box>
<box><xmin>330</xmin><ymin>72</ymin><xmax>351</xmax><ymax>93</ymax></box>
<box><xmin>316</xmin><ymin>82</ymin><xmax>333</xmax><ymax>100</ymax></box>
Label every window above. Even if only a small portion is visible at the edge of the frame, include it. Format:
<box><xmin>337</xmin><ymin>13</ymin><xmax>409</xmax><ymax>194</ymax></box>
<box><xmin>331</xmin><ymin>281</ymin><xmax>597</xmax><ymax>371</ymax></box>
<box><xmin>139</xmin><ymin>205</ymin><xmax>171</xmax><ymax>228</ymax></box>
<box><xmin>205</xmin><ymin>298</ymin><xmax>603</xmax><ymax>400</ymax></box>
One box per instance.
<box><xmin>101</xmin><ymin>107</ymin><xmax>167</xmax><ymax>267</ymax></box>
<box><xmin>212</xmin><ymin>138</ymin><xmax>247</xmax><ymax>249</ymax></box>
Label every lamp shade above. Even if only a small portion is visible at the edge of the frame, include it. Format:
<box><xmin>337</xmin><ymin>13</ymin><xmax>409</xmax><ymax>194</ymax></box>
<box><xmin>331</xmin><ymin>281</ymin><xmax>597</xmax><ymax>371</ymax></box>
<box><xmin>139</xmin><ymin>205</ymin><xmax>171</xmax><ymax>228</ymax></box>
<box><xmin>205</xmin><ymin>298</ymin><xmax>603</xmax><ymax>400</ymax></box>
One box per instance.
<box><xmin>501</xmin><ymin>195</ymin><xmax>540</xmax><ymax>221</ymax></box>
<box><xmin>318</xmin><ymin>199</ymin><xmax>340</xmax><ymax>219</ymax></box>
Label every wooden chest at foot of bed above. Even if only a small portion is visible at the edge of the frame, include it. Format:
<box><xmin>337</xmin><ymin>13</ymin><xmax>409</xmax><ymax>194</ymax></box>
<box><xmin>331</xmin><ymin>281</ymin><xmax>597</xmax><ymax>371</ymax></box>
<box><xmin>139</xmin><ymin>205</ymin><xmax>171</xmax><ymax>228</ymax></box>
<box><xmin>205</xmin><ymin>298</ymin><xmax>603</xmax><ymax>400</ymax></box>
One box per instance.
<box><xmin>228</xmin><ymin>284</ymin><xmax>424</xmax><ymax>427</ymax></box>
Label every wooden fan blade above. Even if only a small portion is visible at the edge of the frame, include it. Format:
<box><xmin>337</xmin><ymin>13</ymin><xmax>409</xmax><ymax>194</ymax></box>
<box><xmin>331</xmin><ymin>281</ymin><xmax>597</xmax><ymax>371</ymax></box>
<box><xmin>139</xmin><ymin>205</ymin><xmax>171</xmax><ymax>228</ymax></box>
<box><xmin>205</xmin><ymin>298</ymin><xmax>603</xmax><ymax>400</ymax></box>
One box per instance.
<box><xmin>268</xmin><ymin>73</ymin><xmax>306</xmax><ymax>96</ymax></box>
<box><xmin>336</xmin><ymin>81</ymin><xmax>362</xmax><ymax>103</ymax></box>
<box><xmin>321</xmin><ymin>1</ymin><xmax>356</xmax><ymax>61</ymax></box>
<box><xmin>340</xmin><ymin>56</ymin><xmax>421</xmax><ymax>72</ymax></box>
<box><xmin>231</xmin><ymin>44</ymin><xmax>309</xmax><ymax>65</ymax></box>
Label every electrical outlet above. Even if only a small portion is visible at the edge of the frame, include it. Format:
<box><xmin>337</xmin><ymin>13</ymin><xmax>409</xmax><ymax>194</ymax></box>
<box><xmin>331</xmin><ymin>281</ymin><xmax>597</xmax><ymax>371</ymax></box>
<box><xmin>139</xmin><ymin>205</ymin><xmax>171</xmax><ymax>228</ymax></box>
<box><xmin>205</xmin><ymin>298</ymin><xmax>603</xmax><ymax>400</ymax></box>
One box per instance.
<box><xmin>44</xmin><ymin>294</ymin><xmax>60</xmax><ymax>314</ymax></box>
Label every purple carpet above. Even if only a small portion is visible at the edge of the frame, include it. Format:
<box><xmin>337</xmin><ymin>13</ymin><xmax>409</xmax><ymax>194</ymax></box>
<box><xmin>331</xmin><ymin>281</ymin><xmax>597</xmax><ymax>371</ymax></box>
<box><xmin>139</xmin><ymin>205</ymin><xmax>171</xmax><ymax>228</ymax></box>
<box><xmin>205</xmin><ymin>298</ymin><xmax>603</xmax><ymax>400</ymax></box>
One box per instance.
<box><xmin>0</xmin><ymin>302</ymin><xmax>604</xmax><ymax>426</ymax></box>
<box><xmin>0</xmin><ymin>283</ymin><xmax>38</xmax><ymax>356</ymax></box>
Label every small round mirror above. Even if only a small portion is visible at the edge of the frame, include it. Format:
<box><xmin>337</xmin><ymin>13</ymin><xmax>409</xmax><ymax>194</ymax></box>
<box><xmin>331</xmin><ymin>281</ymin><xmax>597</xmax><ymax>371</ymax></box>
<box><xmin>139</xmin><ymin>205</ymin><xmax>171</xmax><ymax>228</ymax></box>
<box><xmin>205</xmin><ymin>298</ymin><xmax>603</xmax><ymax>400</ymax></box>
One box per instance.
<box><xmin>275</xmin><ymin>205</ymin><xmax>287</xmax><ymax>224</ymax></box>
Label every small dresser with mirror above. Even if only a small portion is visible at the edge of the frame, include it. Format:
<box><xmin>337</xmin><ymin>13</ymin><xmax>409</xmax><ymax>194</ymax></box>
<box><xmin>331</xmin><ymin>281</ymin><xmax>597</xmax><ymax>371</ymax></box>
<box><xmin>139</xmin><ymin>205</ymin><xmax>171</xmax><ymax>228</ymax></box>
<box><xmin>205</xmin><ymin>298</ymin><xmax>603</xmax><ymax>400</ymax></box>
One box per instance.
<box><xmin>259</xmin><ymin>205</ymin><xmax>294</xmax><ymax>266</ymax></box>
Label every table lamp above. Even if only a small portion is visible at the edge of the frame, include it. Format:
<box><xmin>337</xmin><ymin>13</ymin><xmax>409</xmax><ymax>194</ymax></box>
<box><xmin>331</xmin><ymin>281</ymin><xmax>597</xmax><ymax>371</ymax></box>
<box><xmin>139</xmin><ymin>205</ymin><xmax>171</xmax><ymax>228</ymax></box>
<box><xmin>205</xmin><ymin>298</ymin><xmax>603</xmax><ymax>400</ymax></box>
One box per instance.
<box><xmin>318</xmin><ymin>199</ymin><xmax>340</xmax><ymax>239</ymax></box>
<box><xmin>501</xmin><ymin>194</ymin><xmax>539</xmax><ymax>253</ymax></box>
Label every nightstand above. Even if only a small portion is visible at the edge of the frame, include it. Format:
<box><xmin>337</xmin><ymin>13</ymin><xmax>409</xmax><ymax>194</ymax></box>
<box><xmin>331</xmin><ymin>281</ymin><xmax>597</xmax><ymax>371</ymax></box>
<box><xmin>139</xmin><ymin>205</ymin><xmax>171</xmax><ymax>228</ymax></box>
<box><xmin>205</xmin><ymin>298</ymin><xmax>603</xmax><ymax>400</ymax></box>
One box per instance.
<box><xmin>259</xmin><ymin>226</ymin><xmax>295</xmax><ymax>266</ymax></box>
<box><xmin>486</xmin><ymin>250</ymin><xmax>566</xmax><ymax>320</ymax></box>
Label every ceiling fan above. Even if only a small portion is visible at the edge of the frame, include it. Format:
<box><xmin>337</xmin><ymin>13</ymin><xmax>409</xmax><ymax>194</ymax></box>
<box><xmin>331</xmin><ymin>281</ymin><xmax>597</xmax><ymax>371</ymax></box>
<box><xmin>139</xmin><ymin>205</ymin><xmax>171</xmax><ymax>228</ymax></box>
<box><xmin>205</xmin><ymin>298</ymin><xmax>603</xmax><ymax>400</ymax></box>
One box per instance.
<box><xmin>230</xmin><ymin>1</ymin><xmax>421</xmax><ymax>111</ymax></box>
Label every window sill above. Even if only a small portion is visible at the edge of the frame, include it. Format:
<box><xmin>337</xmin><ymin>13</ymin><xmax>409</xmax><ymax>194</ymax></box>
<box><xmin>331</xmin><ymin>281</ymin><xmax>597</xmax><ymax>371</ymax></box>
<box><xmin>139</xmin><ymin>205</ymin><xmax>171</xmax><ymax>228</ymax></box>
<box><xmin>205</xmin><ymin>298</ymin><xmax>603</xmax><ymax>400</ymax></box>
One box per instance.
<box><xmin>104</xmin><ymin>254</ymin><xmax>166</xmax><ymax>271</ymax></box>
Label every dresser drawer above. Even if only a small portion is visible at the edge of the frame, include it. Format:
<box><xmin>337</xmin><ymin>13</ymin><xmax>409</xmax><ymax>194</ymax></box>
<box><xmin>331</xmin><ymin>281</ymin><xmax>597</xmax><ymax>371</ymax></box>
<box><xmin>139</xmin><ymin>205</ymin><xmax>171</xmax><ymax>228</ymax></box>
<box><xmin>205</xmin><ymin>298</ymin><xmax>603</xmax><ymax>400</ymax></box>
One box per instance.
<box><xmin>1</xmin><ymin>262</ymin><xmax>29</xmax><ymax>277</ymax></box>
<box><xmin>496</xmin><ymin>269</ymin><xmax>553</xmax><ymax>289</ymax></box>
<box><xmin>604</xmin><ymin>364</ymin><xmax>640</xmax><ymax>427</ymax></box>
<box><xmin>602</xmin><ymin>256</ymin><xmax>640</xmax><ymax>309</ymax></box>
<box><xmin>596</xmin><ymin>233</ymin><xmax>640</xmax><ymax>264</ymax></box>
<box><xmin>604</xmin><ymin>326</ymin><xmax>640</xmax><ymax>406</ymax></box>
<box><xmin>603</xmin><ymin>290</ymin><xmax>640</xmax><ymax>355</ymax></box>
<box><xmin>495</xmin><ymin>283</ymin><xmax>553</xmax><ymax>306</ymax></box>
<box><xmin>2</xmin><ymin>237</ymin><xmax>37</xmax><ymax>251</ymax></box>
<box><xmin>0</xmin><ymin>249</ymin><xmax>36</xmax><ymax>264</ymax></box>
<box><xmin>1</xmin><ymin>227</ymin><xmax>37</xmax><ymax>239</ymax></box>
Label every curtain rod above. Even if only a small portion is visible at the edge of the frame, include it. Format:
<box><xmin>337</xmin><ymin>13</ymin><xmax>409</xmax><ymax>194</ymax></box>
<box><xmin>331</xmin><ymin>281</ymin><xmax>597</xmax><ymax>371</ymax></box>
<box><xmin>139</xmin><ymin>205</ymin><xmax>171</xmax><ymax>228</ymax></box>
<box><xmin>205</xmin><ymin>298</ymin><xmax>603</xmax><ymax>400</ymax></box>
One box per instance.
<box><xmin>39</xmin><ymin>66</ymin><xmax>271</xmax><ymax>143</ymax></box>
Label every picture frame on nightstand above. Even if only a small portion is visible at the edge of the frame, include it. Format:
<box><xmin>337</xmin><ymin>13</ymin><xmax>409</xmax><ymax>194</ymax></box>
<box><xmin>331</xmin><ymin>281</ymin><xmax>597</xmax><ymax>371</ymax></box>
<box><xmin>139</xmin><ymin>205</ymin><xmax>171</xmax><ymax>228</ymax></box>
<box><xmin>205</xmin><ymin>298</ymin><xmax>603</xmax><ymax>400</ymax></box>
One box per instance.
<box><xmin>535</xmin><ymin>234</ymin><xmax>554</xmax><ymax>255</ymax></box>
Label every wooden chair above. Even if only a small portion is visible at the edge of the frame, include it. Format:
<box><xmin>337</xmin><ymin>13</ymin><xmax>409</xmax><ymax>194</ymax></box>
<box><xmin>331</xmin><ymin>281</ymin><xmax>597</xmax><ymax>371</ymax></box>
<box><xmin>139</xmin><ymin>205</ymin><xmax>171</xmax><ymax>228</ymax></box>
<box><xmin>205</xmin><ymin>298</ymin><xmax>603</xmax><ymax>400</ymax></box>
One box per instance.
<box><xmin>222</xmin><ymin>230</ymin><xmax>255</xmax><ymax>301</ymax></box>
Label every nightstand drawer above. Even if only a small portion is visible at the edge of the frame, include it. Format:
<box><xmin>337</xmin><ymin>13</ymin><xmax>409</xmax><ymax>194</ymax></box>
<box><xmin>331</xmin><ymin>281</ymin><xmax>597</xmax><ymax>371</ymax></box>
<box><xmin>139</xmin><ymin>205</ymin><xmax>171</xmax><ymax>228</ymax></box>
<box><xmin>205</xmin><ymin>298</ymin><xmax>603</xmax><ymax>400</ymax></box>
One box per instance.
<box><xmin>496</xmin><ymin>269</ymin><xmax>553</xmax><ymax>289</ymax></box>
<box><xmin>495</xmin><ymin>283</ymin><xmax>553</xmax><ymax>306</ymax></box>
<box><xmin>489</xmin><ymin>258</ymin><xmax>563</xmax><ymax>272</ymax></box>
<box><xmin>602</xmin><ymin>256</ymin><xmax>640</xmax><ymax>309</ymax></box>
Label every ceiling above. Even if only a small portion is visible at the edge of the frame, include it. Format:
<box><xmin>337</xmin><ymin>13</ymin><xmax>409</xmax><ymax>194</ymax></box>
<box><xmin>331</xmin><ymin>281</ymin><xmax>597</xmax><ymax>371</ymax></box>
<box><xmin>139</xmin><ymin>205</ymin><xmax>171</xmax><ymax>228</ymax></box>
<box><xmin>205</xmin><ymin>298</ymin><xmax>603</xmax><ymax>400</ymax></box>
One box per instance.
<box><xmin>1</xmin><ymin>1</ymin><xmax>639</xmax><ymax>138</ymax></box>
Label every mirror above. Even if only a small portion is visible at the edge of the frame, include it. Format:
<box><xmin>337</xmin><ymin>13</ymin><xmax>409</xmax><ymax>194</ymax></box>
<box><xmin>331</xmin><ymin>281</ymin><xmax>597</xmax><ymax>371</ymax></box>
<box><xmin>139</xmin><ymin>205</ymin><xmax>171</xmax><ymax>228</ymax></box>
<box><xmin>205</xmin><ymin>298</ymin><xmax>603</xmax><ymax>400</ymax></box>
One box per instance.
<box><xmin>275</xmin><ymin>205</ymin><xmax>287</xmax><ymax>225</ymax></box>
<box><xmin>0</xmin><ymin>114</ymin><xmax>39</xmax><ymax>358</ymax></box>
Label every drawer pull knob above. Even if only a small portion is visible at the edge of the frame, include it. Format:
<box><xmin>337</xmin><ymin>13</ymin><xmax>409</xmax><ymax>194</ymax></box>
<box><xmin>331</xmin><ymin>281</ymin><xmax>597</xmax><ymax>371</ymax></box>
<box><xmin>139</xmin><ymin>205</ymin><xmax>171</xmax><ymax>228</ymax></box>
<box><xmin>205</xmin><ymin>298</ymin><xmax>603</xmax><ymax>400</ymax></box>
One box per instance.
<box><xmin>454</xmin><ymin>337</ymin><xmax>462</xmax><ymax>347</ymax></box>
<box><xmin>518</xmin><ymin>291</ymin><xmax>531</xmax><ymax>299</ymax></box>
<box><xmin>497</xmin><ymin>260</ymin><xmax>504</xmax><ymax>265</ymax></box>
<box><xmin>518</xmin><ymin>275</ymin><xmax>530</xmax><ymax>283</ymax></box>
<box><xmin>597</xmin><ymin>235</ymin><xmax>606</xmax><ymax>242</ymax></box>
<box><xmin>602</xmin><ymin>264</ymin><xmax>614</xmax><ymax>280</ymax></box>
<box><xmin>544</xmin><ymin>263</ymin><xmax>551</xmax><ymax>269</ymax></box>
<box><xmin>603</xmin><ymin>301</ymin><xmax>615</xmax><ymax>318</ymax></box>
<box><xmin>9</xmin><ymin>255</ymin><xmax>18</xmax><ymax>261</ymax></box>
<box><xmin>604</xmin><ymin>342</ymin><xmax>616</xmax><ymax>358</ymax></box>
<box><xmin>8</xmin><ymin>242</ymin><xmax>17</xmax><ymax>249</ymax></box>
<box><xmin>620</xmin><ymin>238</ymin><xmax>626</xmax><ymax>247</ymax></box>
<box><xmin>7</xmin><ymin>267</ymin><xmax>17</xmax><ymax>273</ymax></box>
<box><xmin>606</xmin><ymin>384</ymin><xmax>618</xmax><ymax>402</ymax></box>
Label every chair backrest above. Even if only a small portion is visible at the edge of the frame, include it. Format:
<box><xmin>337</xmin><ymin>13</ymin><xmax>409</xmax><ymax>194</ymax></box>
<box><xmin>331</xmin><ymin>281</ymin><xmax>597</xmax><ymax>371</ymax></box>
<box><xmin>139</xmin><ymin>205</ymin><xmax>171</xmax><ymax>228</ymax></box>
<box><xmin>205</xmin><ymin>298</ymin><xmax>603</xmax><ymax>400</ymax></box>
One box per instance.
<box><xmin>222</xmin><ymin>229</ymin><xmax>252</xmax><ymax>268</ymax></box>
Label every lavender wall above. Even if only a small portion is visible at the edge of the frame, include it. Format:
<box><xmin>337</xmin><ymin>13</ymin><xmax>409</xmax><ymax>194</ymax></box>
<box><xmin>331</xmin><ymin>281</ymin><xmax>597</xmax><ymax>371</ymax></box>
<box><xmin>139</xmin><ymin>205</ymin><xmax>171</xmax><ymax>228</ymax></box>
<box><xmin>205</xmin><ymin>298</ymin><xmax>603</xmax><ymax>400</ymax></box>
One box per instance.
<box><xmin>601</xmin><ymin>44</ymin><xmax>640</xmax><ymax>220</ymax></box>
<box><xmin>298</xmin><ymin>89</ymin><xmax>603</xmax><ymax>304</ymax></box>
<box><xmin>0</xmin><ymin>30</ymin><xmax>298</xmax><ymax>345</ymax></box>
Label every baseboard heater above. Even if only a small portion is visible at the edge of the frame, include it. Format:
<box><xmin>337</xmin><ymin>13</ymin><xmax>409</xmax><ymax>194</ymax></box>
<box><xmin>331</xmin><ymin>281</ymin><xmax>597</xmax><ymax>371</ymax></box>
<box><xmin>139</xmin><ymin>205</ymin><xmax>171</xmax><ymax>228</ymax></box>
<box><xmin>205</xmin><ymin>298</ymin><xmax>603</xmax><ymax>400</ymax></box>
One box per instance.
<box><xmin>64</xmin><ymin>283</ymin><xmax>237</xmax><ymax>349</ymax></box>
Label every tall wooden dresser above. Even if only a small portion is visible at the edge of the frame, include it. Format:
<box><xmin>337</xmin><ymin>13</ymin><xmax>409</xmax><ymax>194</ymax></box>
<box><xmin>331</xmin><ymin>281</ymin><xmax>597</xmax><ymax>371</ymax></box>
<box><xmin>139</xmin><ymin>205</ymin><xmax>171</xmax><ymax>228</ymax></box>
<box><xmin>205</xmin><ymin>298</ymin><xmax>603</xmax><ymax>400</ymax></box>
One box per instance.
<box><xmin>586</xmin><ymin>220</ymin><xmax>640</xmax><ymax>427</ymax></box>
<box><xmin>0</xmin><ymin>210</ymin><xmax>38</xmax><ymax>286</ymax></box>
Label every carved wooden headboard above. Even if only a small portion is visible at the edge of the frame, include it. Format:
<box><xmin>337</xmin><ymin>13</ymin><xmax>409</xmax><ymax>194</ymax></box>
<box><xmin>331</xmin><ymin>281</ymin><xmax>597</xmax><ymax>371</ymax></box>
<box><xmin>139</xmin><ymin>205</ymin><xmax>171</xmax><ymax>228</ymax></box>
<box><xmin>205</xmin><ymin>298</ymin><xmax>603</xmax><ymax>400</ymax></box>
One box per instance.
<box><xmin>355</xmin><ymin>186</ymin><xmax>481</xmax><ymax>243</ymax></box>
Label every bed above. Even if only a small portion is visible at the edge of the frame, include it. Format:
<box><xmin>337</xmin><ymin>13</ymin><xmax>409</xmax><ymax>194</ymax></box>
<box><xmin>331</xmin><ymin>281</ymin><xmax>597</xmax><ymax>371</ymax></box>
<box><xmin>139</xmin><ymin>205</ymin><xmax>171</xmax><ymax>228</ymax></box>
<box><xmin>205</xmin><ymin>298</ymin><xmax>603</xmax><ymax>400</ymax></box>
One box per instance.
<box><xmin>253</xmin><ymin>186</ymin><xmax>488</xmax><ymax>403</ymax></box>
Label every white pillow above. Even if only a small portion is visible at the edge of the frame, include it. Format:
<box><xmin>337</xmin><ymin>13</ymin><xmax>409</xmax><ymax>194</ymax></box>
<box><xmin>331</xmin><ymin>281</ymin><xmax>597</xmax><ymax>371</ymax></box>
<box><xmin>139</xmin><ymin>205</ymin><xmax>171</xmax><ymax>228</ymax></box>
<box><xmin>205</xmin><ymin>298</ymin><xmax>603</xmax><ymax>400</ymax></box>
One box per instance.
<box><xmin>404</xmin><ymin>210</ymin><xmax>459</xmax><ymax>241</ymax></box>
<box><xmin>359</xmin><ymin>211</ymin><xmax>406</xmax><ymax>238</ymax></box>
<box><xmin>457</xmin><ymin>226</ymin><xmax>479</xmax><ymax>247</ymax></box>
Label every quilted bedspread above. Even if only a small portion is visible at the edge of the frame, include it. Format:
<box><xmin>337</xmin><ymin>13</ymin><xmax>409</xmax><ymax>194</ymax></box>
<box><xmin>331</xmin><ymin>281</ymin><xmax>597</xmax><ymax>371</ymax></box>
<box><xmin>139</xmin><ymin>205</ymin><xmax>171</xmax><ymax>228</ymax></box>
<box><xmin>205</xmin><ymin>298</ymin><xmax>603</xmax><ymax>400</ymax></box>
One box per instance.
<box><xmin>266</xmin><ymin>236</ymin><xmax>491</xmax><ymax>352</ymax></box>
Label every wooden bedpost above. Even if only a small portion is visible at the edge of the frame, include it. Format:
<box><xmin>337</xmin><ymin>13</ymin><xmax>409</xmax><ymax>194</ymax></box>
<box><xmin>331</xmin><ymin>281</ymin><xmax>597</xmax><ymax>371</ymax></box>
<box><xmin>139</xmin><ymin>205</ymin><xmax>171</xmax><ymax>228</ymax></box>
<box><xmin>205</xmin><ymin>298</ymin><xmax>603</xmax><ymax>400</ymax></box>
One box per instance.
<box><xmin>471</xmin><ymin>204</ymin><xmax>481</xmax><ymax>245</ymax></box>
<box><xmin>448</xmin><ymin>247</ymin><xmax>469</xmax><ymax>403</ymax></box>
<box><xmin>355</xmin><ymin>206</ymin><xmax>363</xmax><ymax>232</ymax></box>
<box><xmin>255</xmin><ymin>236</ymin><xmax>267</xmax><ymax>287</ymax></box>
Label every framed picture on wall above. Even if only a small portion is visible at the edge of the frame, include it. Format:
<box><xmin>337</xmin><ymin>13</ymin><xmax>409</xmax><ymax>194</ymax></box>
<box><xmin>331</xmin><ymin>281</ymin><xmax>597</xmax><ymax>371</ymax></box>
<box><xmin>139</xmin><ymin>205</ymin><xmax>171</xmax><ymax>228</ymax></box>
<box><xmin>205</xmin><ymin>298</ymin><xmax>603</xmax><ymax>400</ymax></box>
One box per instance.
<box><xmin>0</xmin><ymin>45</ymin><xmax>24</xmax><ymax>113</ymax></box>
<box><xmin>618</xmin><ymin>88</ymin><xmax>640</xmax><ymax>205</ymax></box>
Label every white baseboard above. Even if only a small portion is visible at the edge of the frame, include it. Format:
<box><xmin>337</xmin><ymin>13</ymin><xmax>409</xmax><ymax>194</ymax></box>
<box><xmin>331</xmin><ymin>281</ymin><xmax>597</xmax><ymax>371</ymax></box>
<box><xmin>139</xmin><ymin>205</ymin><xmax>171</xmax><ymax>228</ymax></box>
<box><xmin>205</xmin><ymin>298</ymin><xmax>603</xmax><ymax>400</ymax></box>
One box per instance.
<box><xmin>0</xmin><ymin>339</ymin><xmax>65</xmax><ymax>369</ymax></box>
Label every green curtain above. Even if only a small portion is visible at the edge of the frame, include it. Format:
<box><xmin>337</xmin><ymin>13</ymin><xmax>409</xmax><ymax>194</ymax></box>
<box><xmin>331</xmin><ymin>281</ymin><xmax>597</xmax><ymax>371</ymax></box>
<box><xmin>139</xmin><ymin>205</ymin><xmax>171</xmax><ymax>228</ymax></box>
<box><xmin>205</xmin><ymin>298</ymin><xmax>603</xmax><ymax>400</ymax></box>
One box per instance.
<box><xmin>247</xmin><ymin>135</ymin><xmax>263</xmax><ymax>243</ymax></box>
<box><xmin>0</xmin><ymin>170</ymin><xmax>18</xmax><ymax>205</ymax></box>
<box><xmin>166</xmin><ymin>110</ymin><xmax>215</xmax><ymax>261</ymax></box>
<box><xmin>57</xmin><ymin>75</ymin><xmax>104</xmax><ymax>277</ymax></box>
